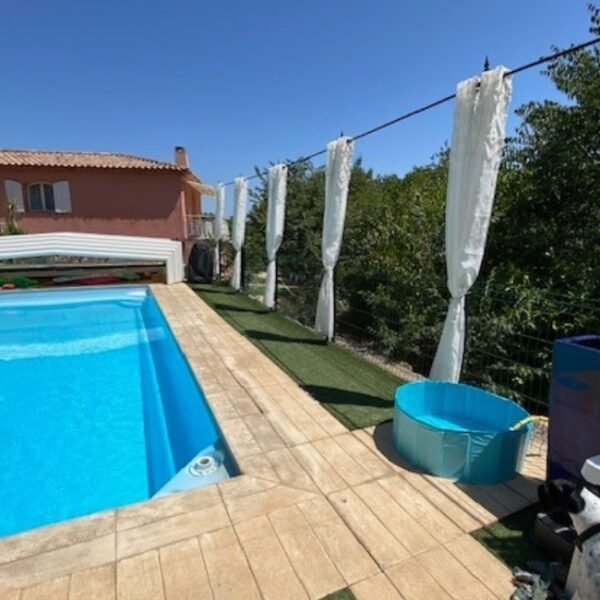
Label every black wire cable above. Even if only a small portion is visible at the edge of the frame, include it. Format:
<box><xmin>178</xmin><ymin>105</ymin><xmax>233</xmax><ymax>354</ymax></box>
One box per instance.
<box><xmin>223</xmin><ymin>36</ymin><xmax>600</xmax><ymax>187</ymax></box>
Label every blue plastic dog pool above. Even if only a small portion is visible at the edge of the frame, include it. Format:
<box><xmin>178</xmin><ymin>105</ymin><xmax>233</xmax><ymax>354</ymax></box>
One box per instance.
<box><xmin>393</xmin><ymin>381</ymin><xmax>531</xmax><ymax>484</ymax></box>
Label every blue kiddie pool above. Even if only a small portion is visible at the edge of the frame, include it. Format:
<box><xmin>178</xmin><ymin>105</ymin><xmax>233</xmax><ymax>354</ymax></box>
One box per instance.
<box><xmin>393</xmin><ymin>381</ymin><xmax>532</xmax><ymax>484</ymax></box>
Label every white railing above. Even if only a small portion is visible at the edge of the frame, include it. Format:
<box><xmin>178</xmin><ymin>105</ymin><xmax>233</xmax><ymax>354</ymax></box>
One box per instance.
<box><xmin>186</xmin><ymin>214</ymin><xmax>229</xmax><ymax>240</ymax></box>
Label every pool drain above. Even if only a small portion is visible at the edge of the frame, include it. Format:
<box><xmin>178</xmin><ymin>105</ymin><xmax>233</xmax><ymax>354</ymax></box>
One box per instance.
<box><xmin>189</xmin><ymin>455</ymin><xmax>219</xmax><ymax>477</ymax></box>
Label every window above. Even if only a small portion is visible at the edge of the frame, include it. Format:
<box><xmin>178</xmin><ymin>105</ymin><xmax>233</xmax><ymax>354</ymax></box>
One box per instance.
<box><xmin>28</xmin><ymin>183</ymin><xmax>55</xmax><ymax>211</ymax></box>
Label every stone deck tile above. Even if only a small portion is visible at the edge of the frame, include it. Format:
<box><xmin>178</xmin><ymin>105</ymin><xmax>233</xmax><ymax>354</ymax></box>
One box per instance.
<box><xmin>296</xmin><ymin>497</ymin><xmax>379</xmax><ymax>585</ymax></box>
<box><xmin>0</xmin><ymin>510</ymin><xmax>115</xmax><ymax>567</ymax></box>
<box><xmin>353</xmin><ymin>481</ymin><xmax>437</xmax><ymax>556</ymax></box>
<box><xmin>1</xmin><ymin>284</ymin><xmax>547</xmax><ymax>597</ymax></box>
<box><xmin>219</xmin><ymin>474</ymin><xmax>277</xmax><ymax>498</ymax></box>
<box><xmin>312</xmin><ymin>437</ymin><xmax>373</xmax><ymax>487</ymax></box>
<box><xmin>328</xmin><ymin>489</ymin><xmax>409</xmax><ymax>568</ymax></box>
<box><xmin>218</xmin><ymin>418</ymin><xmax>263</xmax><ymax>458</ymax></box>
<box><xmin>290</xmin><ymin>443</ymin><xmax>348</xmax><ymax>494</ymax></box>
<box><xmin>236</xmin><ymin>454</ymin><xmax>281</xmax><ymax>482</ymax></box>
<box><xmin>333</xmin><ymin>432</ymin><xmax>394</xmax><ymax>480</ymax></box>
<box><xmin>377</xmin><ymin>476</ymin><xmax>463</xmax><ymax>544</ymax></box>
<box><xmin>235</xmin><ymin>516</ymin><xmax>308</xmax><ymax>600</ymax></box>
<box><xmin>416</xmin><ymin>546</ymin><xmax>497</xmax><ymax>600</ymax></box>
<box><xmin>199</xmin><ymin>527</ymin><xmax>261</xmax><ymax>600</ymax></box>
<box><xmin>116</xmin><ymin>503</ymin><xmax>230</xmax><ymax>559</ymax></box>
<box><xmin>116</xmin><ymin>485</ymin><xmax>221</xmax><ymax>531</ymax></box>
<box><xmin>241</xmin><ymin>414</ymin><xmax>287</xmax><ymax>452</ymax></box>
<box><xmin>116</xmin><ymin>551</ymin><xmax>164</xmax><ymax>600</ymax></box>
<box><xmin>385</xmin><ymin>559</ymin><xmax>451</xmax><ymax>600</ymax></box>
<box><xmin>0</xmin><ymin>535</ymin><xmax>114</xmax><ymax>594</ymax></box>
<box><xmin>263</xmin><ymin>447</ymin><xmax>319</xmax><ymax>492</ymax></box>
<box><xmin>223</xmin><ymin>483</ymin><xmax>318</xmax><ymax>524</ymax></box>
<box><xmin>68</xmin><ymin>564</ymin><xmax>115</xmax><ymax>600</ymax></box>
<box><xmin>158</xmin><ymin>538</ymin><xmax>213</xmax><ymax>600</ymax></box>
<box><xmin>0</xmin><ymin>590</ymin><xmax>21</xmax><ymax>600</ymax></box>
<box><xmin>20</xmin><ymin>576</ymin><xmax>69</xmax><ymax>600</ymax></box>
<box><xmin>268</xmin><ymin>506</ymin><xmax>345</xmax><ymax>599</ymax></box>
<box><xmin>264</xmin><ymin>411</ymin><xmax>309</xmax><ymax>446</ymax></box>
<box><xmin>445</xmin><ymin>534</ymin><xmax>514</xmax><ymax>599</ymax></box>
<box><xmin>351</xmin><ymin>573</ymin><xmax>404</xmax><ymax>600</ymax></box>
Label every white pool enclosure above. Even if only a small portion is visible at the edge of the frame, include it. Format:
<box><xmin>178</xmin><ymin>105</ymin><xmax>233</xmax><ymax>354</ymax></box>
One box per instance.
<box><xmin>0</xmin><ymin>232</ymin><xmax>185</xmax><ymax>284</ymax></box>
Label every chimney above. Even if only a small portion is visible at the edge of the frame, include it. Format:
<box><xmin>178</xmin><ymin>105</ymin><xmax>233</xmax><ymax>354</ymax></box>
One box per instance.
<box><xmin>174</xmin><ymin>146</ymin><xmax>189</xmax><ymax>169</ymax></box>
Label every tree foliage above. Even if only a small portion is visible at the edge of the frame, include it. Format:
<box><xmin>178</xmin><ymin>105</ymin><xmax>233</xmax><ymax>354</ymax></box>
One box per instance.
<box><xmin>243</xmin><ymin>6</ymin><xmax>600</xmax><ymax>410</ymax></box>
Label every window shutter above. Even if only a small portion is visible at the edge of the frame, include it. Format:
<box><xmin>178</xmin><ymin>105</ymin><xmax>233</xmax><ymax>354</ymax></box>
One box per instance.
<box><xmin>4</xmin><ymin>180</ymin><xmax>24</xmax><ymax>212</ymax></box>
<box><xmin>53</xmin><ymin>181</ymin><xmax>72</xmax><ymax>213</ymax></box>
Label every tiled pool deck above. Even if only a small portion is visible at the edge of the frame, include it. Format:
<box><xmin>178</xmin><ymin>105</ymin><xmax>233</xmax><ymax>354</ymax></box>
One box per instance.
<box><xmin>0</xmin><ymin>283</ymin><xmax>546</xmax><ymax>599</ymax></box>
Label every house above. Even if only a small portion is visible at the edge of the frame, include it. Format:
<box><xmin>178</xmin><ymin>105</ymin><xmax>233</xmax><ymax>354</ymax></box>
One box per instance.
<box><xmin>0</xmin><ymin>147</ymin><xmax>208</xmax><ymax>249</ymax></box>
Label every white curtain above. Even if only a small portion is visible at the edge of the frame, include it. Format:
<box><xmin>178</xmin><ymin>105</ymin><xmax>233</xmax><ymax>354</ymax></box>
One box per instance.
<box><xmin>314</xmin><ymin>137</ymin><xmax>355</xmax><ymax>340</ymax></box>
<box><xmin>263</xmin><ymin>164</ymin><xmax>288</xmax><ymax>308</ymax></box>
<box><xmin>430</xmin><ymin>66</ymin><xmax>512</xmax><ymax>381</ymax></box>
<box><xmin>230</xmin><ymin>177</ymin><xmax>248</xmax><ymax>290</ymax></box>
<box><xmin>213</xmin><ymin>183</ymin><xmax>225</xmax><ymax>277</ymax></box>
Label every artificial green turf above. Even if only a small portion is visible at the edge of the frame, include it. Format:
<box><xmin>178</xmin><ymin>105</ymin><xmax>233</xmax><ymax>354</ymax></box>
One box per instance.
<box><xmin>472</xmin><ymin>504</ymin><xmax>550</xmax><ymax>570</ymax></box>
<box><xmin>319</xmin><ymin>589</ymin><xmax>357</xmax><ymax>600</ymax></box>
<box><xmin>191</xmin><ymin>283</ymin><xmax>402</xmax><ymax>430</ymax></box>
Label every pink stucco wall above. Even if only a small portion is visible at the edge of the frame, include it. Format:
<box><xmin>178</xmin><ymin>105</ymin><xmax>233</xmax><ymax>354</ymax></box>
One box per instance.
<box><xmin>0</xmin><ymin>167</ymin><xmax>189</xmax><ymax>242</ymax></box>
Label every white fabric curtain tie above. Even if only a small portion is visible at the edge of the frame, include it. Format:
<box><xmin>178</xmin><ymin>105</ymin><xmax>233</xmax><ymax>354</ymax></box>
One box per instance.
<box><xmin>263</xmin><ymin>165</ymin><xmax>287</xmax><ymax>308</ymax></box>
<box><xmin>430</xmin><ymin>66</ymin><xmax>511</xmax><ymax>381</ymax></box>
<box><xmin>230</xmin><ymin>177</ymin><xmax>248</xmax><ymax>291</ymax></box>
<box><xmin>264</xmin><ymin>259</ymin><xmax>277</xmax><ymax>309</ymax></box>
<box><xmin>315</xmin><ymin>267</ymin><xmax>335</xmax><ymax>340</ymax></box>
<box><xmin>314</xmin><ymin>137</ymin><xmax>354</xmax><ymax>340</ymax></box>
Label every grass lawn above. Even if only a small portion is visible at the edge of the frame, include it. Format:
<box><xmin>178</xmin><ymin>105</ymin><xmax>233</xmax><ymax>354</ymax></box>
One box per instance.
<box><xmin>191</xmin><ymin>283</ymin><xmax>402</xmax><ymax>430</ymax></box>
<box><xmin>472</xmin><ymin>504</ymin><xmax>550</xmax><ymax>570</ymax></box>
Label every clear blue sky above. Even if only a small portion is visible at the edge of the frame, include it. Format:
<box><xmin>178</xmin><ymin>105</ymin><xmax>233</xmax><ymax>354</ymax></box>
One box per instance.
<box><xmin>1</xmin><ymin>1</ymin><xmax>593</xmax><ymax>213</ymax></box>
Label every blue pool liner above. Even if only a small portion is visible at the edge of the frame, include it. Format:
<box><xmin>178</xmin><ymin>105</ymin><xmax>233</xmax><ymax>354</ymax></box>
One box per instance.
<box><xmin>393</xmin><ymin>381</ymin><xmax>531</xmax><ymax>484</ymax></box>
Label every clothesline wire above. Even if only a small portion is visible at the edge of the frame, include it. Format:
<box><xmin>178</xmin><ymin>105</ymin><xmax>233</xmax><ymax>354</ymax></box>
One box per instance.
<box><xmin>222</xmin><ymin>35</ymin><xmax>600</xmax><ymax>188</ymax></box>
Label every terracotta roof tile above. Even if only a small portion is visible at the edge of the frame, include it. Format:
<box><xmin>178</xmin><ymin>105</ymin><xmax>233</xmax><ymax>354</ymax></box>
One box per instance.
<box><xmin>0</xmin><ymin>149</ymin><xmax>186</xmax><ymax>171</ymax></box>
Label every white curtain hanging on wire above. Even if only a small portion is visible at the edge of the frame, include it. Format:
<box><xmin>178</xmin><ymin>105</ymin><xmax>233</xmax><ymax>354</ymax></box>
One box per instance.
<box><xmin>429</xmin><ymin>66</ymin><xmax>512</xmax><ymax>382</ymax></box>
<box><xmin>315</xmin><ymin>136</ymin><xmax>354</xmax><ymax>340</ymax></box>
<box><xmin>213</xmin><ymin>182</ymin><xmax>225</xmax><ymax>278</ymax></box>
<box><xmin>263</xmin><ymin>164</ymin><xmax>287</xmax><ymax>308</ymax></box>
<box><xmin>230</xmin><ymin>177</ymin><xmax>248</xmax><ymax>290</ymax></box>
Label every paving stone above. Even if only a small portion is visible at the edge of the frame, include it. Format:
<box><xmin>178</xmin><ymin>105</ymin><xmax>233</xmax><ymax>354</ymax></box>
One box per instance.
<box><xmin>268</xmin><ymin>506</ymin><xmax>344</xmax><ymax>599</ymax></box>
<box><xmin>263</xmin><ymin>447</ymin><xmax>318</xmax><ymax>491</ymax></box>
<box><xmin>159</xmin><ymin>538</ymin><xmax>213</xmax><ymax>600</ymax></box>
<box><xmin>312</xmin><ymin>438</ymin><xmax>373</xmax><ymax>487</ymax></box>
<box><xmin>416</xmin><ymin>546</ymin><xmax>497</xmax><ymax>600</ymax></box>
<box><xmin>445</xmin><ymin>534</ymin><xmax>514</xmax><ymax>599</ymax></box>
<box><xmin>20</xmin><ymin>576</ymin><xmax>69</xmax><ymax>600</ymax></box>
<box><xmin>235</xmin><ymin>516</ymin><xmax>308</xmax><ymax>600</ymax></box>
<box><xmin>291</xmin><ymin>444</ymin><xmax>346</xmax><ymax>494</ymax></box>
<box><xmin>117</xmin><ymin>485</ymin><xmax>221</xmax><ymax>531</ymax></box>
<box><xmin>353</xmin><ymin>481</ymin><xmax>436</xmax><ymax>555</ymax></box>
<box><xmin>69</xmin><ymin>564</ymin><xmax>115</xmax><ymax>600</ymax></box>
<box><xmin>0</xmin><ymin>510</ymin><xmax>115</xmax><ymax>566</ymax></box>
<box><xmin>378</xmin><ymin>476</ymin><xmax>462</xmax><ymax>543</ymax></box>
<box><xmin>0</xmin><ymin>535</ymin><xmax>114</xmax><ymax>593</ymax></box>
<box><xmin>296</xmin><ymin>497</ymin><xmax>379</xmax><ymax>585</ymax></box>
<box><xmin>351</xmin><ymin>573</ymin><xmax>404</xmax><ymax>600</ymax></box>
<box><xmin>328</xmin><ymin>489</ymin><xmax>408</xmax><ymax>568</ymax></box>
<box><xmin>117</xmin><ymin>503</ymin><xmax>229</xmax><ymax>558</ymax></box>
<box><xmin>199</xmin><ymin>528</ymin><xmax>260</xmax><ymax>600</ymax></box>
<box><xmin>386</xmin><ymin>558</ymin><xmax>451</xmax><ymax>600</ymax></box>
<box><xmin>117</xmin><ymin>551</ymin><xmax>164</xmax><ymax>600</ymax></box>
<box><xmin>224</xmin><ymin>484</ymin><xmax>316</xmax><ymax>524</ymax></box>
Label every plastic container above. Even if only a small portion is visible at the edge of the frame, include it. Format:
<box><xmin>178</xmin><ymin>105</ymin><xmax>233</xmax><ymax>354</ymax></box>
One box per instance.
<box><xmin>393</xmin><ymin>381</ymin><xmax>531</xmax><ymax>484</ymax></box>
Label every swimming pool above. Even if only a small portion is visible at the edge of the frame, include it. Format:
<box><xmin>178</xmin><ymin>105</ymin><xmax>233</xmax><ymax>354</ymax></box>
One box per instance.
<box><xmin>0</xmin><ymin>286</ymin><xmax>237</xmax><ymax>538</ymax></box>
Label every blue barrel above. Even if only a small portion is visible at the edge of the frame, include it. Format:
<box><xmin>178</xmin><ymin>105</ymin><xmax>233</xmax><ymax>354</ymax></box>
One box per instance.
<box><xmin>547</xmin><ymin>335</ymin><xmax>600</xmax><ymax>481</ymax></box>
<box><xmin>393</xmin><ymin>381</ymin><xmax>531</xmax><ymax>484</ymax></box>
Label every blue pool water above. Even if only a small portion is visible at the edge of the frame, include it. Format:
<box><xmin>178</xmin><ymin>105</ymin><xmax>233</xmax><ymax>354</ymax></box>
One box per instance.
<box><xmin>0</xmin><ymin>286</ymin><xmax>236</xmax><ymax>538</ymax></box>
